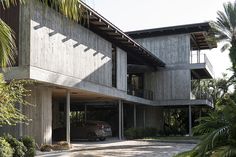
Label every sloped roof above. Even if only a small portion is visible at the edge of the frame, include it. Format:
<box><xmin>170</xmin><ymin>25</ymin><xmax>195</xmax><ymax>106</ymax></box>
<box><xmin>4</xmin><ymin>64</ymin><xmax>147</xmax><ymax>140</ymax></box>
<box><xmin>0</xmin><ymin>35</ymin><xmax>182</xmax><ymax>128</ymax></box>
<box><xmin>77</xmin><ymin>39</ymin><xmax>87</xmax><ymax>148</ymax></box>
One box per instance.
<box><xmin>79</xmin><ymin>1</ymin><xmax>165</xmax><ymax>67</ymax></box>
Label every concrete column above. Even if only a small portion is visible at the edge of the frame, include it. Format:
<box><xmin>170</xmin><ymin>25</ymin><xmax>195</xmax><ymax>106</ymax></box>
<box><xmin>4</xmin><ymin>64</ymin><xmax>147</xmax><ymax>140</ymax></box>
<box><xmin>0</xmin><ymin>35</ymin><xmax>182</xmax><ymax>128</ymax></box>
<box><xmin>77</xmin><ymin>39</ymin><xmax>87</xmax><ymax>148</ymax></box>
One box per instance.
<box><xmin>66</xmin><ymin>91</ymin><xmax>71</xmax><ymax>143</ymax></box>
<box><xmin>118</xmin><ymin>100</ymin><xmax>123</xmax><ymax>140</ymax></box>
<box><xmin>189</xmin><ymin>105</ymin><xmax>192</xmax><ymax>136</ymax></box>
<box><xmin>134</xmin><ymin>104</ymin><xmax>136</xmax><ymax>128</ymax></box>
<box><xmin>85</xmin><ymin>104</ymin><xmax>87</xmax><ymax>122</ymax></box>
<box><xmin>22</xmin><ymin>86</ymin><xmax>52</xmax><ymax>145</ymax></box>
<box><xmin>197</xmin><ymin>50</ymin><xmax>200</xmax><ymax>63</ymax></box>
<box><xmin>143</xmin><ymin>107</ymin><xmax>146</xmax><ymax>128</ymax></box>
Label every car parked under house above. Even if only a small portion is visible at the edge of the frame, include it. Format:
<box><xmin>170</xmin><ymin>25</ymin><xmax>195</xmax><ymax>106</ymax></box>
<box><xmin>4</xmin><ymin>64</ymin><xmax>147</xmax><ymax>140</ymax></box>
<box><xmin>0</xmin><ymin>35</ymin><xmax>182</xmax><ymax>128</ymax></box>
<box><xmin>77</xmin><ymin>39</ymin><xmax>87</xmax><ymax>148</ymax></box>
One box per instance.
<box><xmin>0</xmin><ymin>0</ymin><xmax>217</xmax><ymax>145</ymax></box>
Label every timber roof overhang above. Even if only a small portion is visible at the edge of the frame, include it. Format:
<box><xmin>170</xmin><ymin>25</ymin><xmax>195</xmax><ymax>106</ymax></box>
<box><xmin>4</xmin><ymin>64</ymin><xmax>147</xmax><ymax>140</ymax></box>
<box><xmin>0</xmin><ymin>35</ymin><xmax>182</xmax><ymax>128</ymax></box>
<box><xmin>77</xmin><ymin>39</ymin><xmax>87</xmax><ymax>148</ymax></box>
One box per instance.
<box><xmin>126</xmin><ymin>22</ymin><xmax>217</xmax><ymax>51</ymax></box>
<box><xmin>79</xmin><ymin>1</ymin><xmax>165</xmax><ymax>67</ymax></box>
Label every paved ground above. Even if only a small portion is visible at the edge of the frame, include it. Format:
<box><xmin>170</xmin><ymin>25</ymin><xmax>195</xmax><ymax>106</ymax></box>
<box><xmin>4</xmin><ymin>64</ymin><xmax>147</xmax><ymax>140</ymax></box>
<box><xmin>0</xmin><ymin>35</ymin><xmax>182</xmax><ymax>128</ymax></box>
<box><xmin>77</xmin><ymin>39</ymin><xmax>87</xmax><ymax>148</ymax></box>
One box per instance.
<box><xmin>37</xmin><ymin>139</ymin><xmax>196</xmax><ymax>157</ymax></box>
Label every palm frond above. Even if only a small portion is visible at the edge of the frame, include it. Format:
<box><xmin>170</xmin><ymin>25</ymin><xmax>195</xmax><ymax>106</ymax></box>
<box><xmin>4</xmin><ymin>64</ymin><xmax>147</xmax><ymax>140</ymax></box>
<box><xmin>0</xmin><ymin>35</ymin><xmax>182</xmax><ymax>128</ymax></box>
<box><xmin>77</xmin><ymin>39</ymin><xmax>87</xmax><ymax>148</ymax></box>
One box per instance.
<box><xmin>0</xmin><ymin>19</ymin><xmax>16</xmax><ymax>67</ymax></box>
<box><xmin>0</xmin><ymin>0</ymin><xmax>25</xmax><ymax>9</ymax></box>
<box><xmin>40</xmin><ymin>0</ymin><xmax>82</xmax><ymax>22</ymax></box>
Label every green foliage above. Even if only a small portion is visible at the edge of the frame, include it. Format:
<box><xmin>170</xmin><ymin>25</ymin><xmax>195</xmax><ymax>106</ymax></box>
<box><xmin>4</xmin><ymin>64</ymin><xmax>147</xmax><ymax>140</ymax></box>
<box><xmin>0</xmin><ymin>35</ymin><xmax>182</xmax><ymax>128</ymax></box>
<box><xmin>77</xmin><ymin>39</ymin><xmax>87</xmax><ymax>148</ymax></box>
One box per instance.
<box><xmin>124</xmin><ymin>127</ymin><xmax>157</xmax><ymax>139</ymax></box>
<box><xmin>0</xmin><ymin>18</ymin><xmax>16</xmax><ymax>68</ymax></box>
<box><xmin>19</xmin><ymin>136</ymin><xmax>36</xmax><ymax>157</ymax></box>
<box><xmin>0</xmin><ymin>74</ymin><xmax>33</xmax><ymax>126</ymax></box>
<box><xmin>4</xmin><ymin>134</ymin><xmax>27</xmax><ymax>157</ymax></box>
<box><xmin>176</xmin><ymin>96</ymin><xmax>236</xmax><ymax>157</ymax></box>
<box><xmin>0</xmin><ymin>137</ymin><xmax>13</xmax><ymax>157</ymax></box>
<box><xmin>192</xmin><ymin>74</ymin><xmax>235</xmax><ymax>105</ymax></box>
<box><xmin>211</xmin><ymin>1</ymin><xmax>236</xmax><ymax>74</ymax></box>
<box><xmin>162</xmin><ymin>108</ymin><xmax>188</xmax><ymax>136</ymax></box>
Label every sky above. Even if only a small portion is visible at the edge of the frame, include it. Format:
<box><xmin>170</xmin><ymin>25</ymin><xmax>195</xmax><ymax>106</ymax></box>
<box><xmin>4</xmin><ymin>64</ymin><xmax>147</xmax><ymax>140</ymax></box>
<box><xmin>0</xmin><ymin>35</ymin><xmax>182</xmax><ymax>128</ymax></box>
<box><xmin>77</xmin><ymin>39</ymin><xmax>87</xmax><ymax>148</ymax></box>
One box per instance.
<box><xmin>84</xmin><ymin>0</ymin><xmax>234</xmax><ymax>78</ymax></box>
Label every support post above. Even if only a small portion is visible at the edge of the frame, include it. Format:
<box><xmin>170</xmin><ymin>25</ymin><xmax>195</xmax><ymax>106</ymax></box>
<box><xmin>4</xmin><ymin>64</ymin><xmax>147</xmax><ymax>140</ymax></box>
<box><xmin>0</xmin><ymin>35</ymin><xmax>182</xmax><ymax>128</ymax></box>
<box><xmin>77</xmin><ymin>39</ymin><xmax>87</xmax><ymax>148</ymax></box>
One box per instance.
<box><xmin>189</xmin><ymin>105</ymin><xmax>192</xmax><ymax>136</ymax></box>
<box><xmin>85</xmin><ymin>104</ymin><xmax>87</xmax><ymax>122</ymax></box>
<box><xmin>134</xmin><ymin>104</ymin><xmax>136</xmax><ymax>128</ymax></box>
<box><xmin>197</xmin><ymin>50</ymin><xmax>200</xmax><ymax>63</ymax></box>
<box><xmin>143</xmin><ymin>107</ymin><xmax>146</xmax><ymax>128</ymax></box>
<box><xmin>66</xmin><ymin>91</ymin><xmax>71</xmax><ymax>143</ymax></box>
<box><xmin>119</xmin><ymin>100</ymin><xmax>123</xmax><ymax>140</ymax></box>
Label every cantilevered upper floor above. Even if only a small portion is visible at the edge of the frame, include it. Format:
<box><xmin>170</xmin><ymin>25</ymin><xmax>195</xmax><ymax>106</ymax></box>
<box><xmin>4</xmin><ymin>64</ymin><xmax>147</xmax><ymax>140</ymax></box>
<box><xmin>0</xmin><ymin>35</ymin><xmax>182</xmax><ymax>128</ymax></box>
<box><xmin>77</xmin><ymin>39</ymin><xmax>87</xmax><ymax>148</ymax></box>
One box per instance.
<box><xmin>126</xmin><ymin>22</ymin><xmax>217</xmax><ymax>107</ymax></box>
<box><xmin>127</xmin><ymin>22</ymin><xmax>217</xmax><ymax>80</ymax></box>
<box><xmin>0</xmin><ymin>0</ymin><xmax>167</xmax><ymax>105</ymax></box>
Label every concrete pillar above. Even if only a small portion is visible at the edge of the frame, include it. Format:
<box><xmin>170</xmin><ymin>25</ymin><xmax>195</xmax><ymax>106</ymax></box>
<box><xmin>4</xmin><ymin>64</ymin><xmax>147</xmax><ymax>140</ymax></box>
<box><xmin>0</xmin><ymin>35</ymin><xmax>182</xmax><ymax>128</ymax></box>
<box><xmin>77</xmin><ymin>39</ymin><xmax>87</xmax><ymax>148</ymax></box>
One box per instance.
<box><xmin>143</xmin><ymin>107</ymin><xmax>146</xmax><ymax>128</ymax></box>
<box><xmin>85</xmin><ymin>104</ymin><xmax>87</xmax><ymax>122</ymax></box>
<box><xmin>134</xmin><ymin>104</ymin><xmax>136</xmax><ymax>128</ymax></box>
<box><xmin>22</xmin><ymin>86</ymin><xmax>52</xmax><ymax>145</ymax></box>
<box><xmin>189</xmin><ymin>105</ymin><xmax>192</xmax><ymax>136</ymax></box>
<box><xmin>66</xmin><ymin>91</ymin><xmax>70</xmax><ymax>143</ymax></box>
<box><xmin>197</xmin><ymin>50</ymin><xmax>200</xmax><ymax>63</ymax></box>
<box><xmin>119</xmin><ymin>100</ymin><xmax>123</xmax><ymax>140</ymax></box>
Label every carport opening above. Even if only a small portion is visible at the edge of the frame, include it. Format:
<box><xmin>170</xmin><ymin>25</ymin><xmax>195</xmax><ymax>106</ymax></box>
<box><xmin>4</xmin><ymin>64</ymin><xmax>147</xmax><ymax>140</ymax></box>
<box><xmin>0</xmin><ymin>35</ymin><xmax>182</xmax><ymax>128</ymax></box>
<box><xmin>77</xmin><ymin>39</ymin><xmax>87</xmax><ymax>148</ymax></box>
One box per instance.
<box><xmin>52</xmin><ymin>98</ymin><xmax>120</xmax><ymax>142</ymax></box>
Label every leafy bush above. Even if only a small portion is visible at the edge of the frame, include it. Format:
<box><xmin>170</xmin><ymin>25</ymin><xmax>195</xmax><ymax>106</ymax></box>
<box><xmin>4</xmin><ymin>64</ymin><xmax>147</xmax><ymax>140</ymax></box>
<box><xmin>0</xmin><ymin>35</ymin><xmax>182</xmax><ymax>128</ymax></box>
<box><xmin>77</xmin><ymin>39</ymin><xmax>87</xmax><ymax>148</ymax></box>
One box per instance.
<box><xmin>0</xmin><ymin>137</ymin><xmax>13</xmax><ymax>157</ymax></box>
<box><xmin>144</xmin><ymin>127</ymin><xmax>157</xmax><ymax>137</ymax></box>
<box><xmin>124</xmin><ymin>127</ymin><xmax>157</xmax><ymax>139</ymax></box>
<box><xmin>4</xmin><ymin>134</ymin><xmax>27</xmax><ymax>157</ymax></box>
<box><xmin>124</xmin><ymin>128</ymin><xmax>137</xmax><ymax>139</ymax></box>
<box><xmin>20</xmin><ymin>136</ymin><xmax>36</xmax><ymax>157</ymax></box>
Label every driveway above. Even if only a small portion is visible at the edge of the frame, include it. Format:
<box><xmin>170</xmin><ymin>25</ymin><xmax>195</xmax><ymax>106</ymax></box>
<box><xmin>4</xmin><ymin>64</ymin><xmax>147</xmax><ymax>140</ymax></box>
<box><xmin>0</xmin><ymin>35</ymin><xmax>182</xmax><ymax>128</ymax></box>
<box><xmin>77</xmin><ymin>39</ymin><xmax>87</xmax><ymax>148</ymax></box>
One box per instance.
<box><xmin>37</xmin><ymin>139</ymin><xmax>196</xmax><ymax>157</ymax></box>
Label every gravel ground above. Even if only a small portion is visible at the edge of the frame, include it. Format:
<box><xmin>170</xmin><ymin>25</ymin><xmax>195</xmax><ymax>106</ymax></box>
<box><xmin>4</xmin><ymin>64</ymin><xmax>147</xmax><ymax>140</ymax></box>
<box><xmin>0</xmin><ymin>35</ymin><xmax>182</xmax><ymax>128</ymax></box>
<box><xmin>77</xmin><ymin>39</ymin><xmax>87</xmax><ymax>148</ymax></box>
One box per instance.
<box><xmin>37</xmin><ymin>139</ymin><xmax>196</xmax><ymax>157</ymax></box>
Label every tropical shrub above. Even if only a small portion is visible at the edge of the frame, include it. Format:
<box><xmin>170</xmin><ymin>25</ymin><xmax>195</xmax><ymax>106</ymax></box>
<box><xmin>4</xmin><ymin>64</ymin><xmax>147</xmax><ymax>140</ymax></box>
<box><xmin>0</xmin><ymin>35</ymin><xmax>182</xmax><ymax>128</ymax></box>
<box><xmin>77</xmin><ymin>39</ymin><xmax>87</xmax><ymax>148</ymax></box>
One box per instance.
<box><xmin>175</xmin><ymin>97</ymin><xmax>236</xmax><ymax>157</ymax></box>
<box><xmin>4</xmin><ymin>134</ymin><xmax>27</xmax><ymax>157</ymax></box>
<box><xmin>124</xmin><ymin>127</ymin><xmax>157</xmax><ymax>139</ymax></box>
<box><xmin>20</xmin><ymin>136</ymin><xmax>36</xmax><ymax>157</ymax></box>
<box><xmin>0</xmin><ymin>137</ymin><xmax>13</xmax><ymax>157</ymax></box>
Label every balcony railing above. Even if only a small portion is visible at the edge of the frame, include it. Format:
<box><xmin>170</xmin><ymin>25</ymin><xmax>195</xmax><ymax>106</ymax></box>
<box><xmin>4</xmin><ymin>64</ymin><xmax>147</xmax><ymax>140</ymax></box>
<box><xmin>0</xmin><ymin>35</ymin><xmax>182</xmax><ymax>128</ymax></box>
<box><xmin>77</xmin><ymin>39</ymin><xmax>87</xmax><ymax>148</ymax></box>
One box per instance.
<box><xmin>190</xmin><ymin>51</ymin><xmax>214</xmax><ymax>76</ymax></box>
<box><xmin>127</xmin><ymin>87</ymin><xmax>154</xmax><ymax>100</ymax></box>
<box><xmin>191</xmin><ymin>91</ymin><xmax>213</xmax><ymax>103</ymax></box>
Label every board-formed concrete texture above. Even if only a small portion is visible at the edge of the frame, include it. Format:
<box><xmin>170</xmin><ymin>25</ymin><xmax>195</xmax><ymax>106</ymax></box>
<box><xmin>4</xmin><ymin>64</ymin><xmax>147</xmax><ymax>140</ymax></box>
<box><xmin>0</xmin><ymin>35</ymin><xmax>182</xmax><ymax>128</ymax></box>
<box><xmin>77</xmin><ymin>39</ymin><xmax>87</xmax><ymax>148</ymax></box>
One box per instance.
<box><xmin>0</xmin><ymin>0</ymin><xmax>216</xmax><ymax>145</ymax></box>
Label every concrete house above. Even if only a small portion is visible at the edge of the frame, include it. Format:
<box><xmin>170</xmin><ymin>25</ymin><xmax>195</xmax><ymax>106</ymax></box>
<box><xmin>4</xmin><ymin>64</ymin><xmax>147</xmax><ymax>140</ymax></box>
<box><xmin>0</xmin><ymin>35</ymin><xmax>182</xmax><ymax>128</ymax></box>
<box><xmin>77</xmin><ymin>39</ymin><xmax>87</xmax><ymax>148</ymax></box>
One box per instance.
<box><xmin>0</xmin><ymin>1</ymin><xmax>217</xmax><ymax>145</ymax></box>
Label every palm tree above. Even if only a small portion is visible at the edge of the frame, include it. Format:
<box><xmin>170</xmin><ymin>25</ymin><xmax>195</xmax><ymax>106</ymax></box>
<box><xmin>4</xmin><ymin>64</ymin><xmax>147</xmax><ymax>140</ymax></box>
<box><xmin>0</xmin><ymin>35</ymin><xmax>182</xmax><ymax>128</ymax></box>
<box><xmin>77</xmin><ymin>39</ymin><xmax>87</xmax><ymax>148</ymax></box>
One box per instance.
<box><xmin>175</xmin><ymin>97</ymin><xmax>236</xmax><ymax>157</ymax></box>
<box><xmin>212</xmin><ymin>1</ymin><xmax>236</xmax><ymax>74</ymax></box>
<box><xmin>0</xmin><ymin>0</ymin><xmax>82</xmax><ymax>68</ymax></box>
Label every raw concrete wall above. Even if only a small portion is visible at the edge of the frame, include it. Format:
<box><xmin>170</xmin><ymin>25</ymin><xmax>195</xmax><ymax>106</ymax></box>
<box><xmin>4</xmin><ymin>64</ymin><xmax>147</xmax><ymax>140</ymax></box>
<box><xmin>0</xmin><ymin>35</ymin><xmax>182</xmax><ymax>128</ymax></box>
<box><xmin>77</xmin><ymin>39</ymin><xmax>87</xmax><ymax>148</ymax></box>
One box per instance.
<box><xmin>136</xmin><ymin>34</ymin><xmax>190</xmax><ymax>64</ymax></box>
<box><xmin>22</xmin><ymin>86</ymin><xmax>52</xmax><ymax>145</ymax></box>
<box><xmin>117</xmin><ymin>48</ymin><xmax>127</xmax><ymax>91</ymax></box>
<box><xmin>144</xmin><ymin>70</ymin><xmax>191</xmax><ymax>100</ymax></box>
<box><xmin>28</xmin><ymin>0</ymin><xmax>112</xmax><ymax>87</ymax></box>
<box><xmin>136</xmin><ymin>34</ymin><xmax>191</xmax><ymax>101</ymax></box>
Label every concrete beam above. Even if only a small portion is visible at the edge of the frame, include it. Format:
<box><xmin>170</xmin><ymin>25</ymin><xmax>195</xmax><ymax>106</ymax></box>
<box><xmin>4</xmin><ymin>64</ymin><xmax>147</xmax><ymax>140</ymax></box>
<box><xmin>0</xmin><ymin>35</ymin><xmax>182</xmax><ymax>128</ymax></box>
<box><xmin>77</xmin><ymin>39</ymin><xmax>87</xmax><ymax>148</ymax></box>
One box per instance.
<box><xmin>66</xmin><ymin>91</ymin><xmax>71</xmax><ymax>143</ymax></box>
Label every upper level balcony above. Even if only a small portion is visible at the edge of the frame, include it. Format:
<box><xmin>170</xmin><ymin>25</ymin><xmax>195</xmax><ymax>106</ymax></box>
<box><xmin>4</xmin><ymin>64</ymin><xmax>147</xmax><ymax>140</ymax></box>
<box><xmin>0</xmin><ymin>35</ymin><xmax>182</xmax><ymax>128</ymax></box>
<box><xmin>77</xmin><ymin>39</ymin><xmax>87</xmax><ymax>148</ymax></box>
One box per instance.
<box><xmin>190</xmin><ymin>51</ymin><xmax>214</xmax><ymax>79</ymax></box>
<box><xmin>190</xmin><ymin>86</ymin><xmax>214</xmax><ymax>107</ymax></box>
